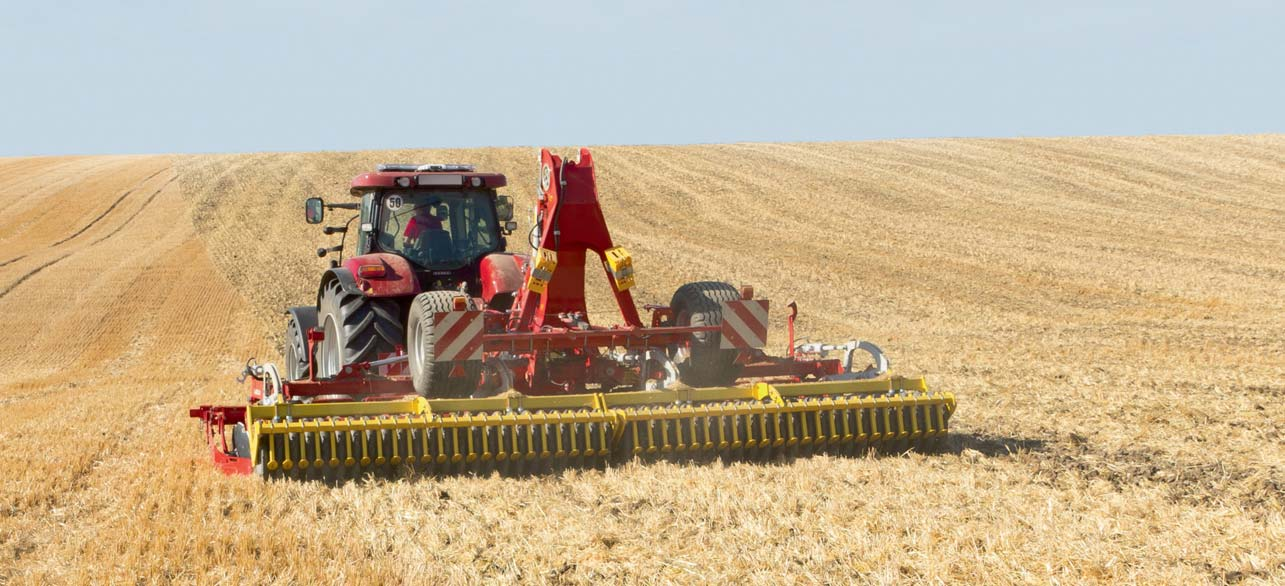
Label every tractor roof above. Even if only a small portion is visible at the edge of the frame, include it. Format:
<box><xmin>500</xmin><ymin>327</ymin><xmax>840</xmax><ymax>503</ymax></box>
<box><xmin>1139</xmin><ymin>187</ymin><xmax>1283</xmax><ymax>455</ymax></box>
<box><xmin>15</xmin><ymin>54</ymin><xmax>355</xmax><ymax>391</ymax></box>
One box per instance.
<box><xmin>350</xmin><ymin>164</ymin><xmax>507</xmax><ymax>196</ymax></box>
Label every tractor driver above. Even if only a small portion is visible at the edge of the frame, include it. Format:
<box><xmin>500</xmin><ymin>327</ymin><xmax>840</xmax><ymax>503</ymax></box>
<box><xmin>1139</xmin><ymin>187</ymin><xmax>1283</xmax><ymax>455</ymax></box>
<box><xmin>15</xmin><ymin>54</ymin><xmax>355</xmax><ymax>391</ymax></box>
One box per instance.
<box><xmin>402</xmin><ymin>202</ymin><xmax>453</xmax><ymax>261</ymax></box>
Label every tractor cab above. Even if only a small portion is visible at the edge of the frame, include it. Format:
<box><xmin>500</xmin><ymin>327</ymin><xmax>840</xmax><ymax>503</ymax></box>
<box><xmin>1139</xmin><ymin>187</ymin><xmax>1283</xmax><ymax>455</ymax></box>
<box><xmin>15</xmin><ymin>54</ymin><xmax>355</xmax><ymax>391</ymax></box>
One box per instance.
<box><xmin>305</xmin><ymin>163</ymin><xmax>517</xmax><ymax>296</ymax></box>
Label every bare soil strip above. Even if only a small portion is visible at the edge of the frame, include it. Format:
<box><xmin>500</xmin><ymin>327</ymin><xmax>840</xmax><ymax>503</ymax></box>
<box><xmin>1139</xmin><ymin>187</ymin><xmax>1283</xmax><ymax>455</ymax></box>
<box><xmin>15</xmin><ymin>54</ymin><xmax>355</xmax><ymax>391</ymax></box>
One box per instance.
<box><xmin>48</xmin><ymin>167</ymin><xmax>168</xmax><ymax>247</ymax></box>
<box><xmin>0</xmin><ymin>254</ymin><xmax>69</xmax><ymax>299</ymax></box>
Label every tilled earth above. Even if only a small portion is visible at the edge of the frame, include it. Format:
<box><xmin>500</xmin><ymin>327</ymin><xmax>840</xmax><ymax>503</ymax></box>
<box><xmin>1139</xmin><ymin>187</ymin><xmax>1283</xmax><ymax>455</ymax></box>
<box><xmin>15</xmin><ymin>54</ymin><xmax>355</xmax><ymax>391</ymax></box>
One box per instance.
<box><xmin>0</xmin><ymin>136</ymin><xmax>1282</xmax><ymax>584</ymax></box>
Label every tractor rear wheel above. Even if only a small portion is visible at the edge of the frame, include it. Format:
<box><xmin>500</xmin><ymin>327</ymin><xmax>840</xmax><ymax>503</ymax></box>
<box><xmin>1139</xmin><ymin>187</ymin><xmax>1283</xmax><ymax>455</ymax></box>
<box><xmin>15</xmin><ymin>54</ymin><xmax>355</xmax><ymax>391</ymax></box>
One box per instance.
<box><xmin>316</xmin><ymin>280</ymin><xmax>403</xmax><ymax>378</ymax></box>
<box><xmin>408</xmin><ymin>291</ymin><xmax>482</xmax><ymax>397</ymax></box>
<box><xmin>669</xmin><ymin>281</ymin><xmax>742</xmax><ymax>387</ymax></box>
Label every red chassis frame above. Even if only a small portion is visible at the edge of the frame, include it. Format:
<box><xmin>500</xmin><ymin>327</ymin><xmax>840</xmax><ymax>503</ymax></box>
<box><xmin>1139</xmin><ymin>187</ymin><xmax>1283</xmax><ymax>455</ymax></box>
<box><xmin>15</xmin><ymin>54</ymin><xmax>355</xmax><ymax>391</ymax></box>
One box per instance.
<box><xmin>205</xmin><ymin>291</ymin><xmax>847</xmax><ymax>405</ymax></box>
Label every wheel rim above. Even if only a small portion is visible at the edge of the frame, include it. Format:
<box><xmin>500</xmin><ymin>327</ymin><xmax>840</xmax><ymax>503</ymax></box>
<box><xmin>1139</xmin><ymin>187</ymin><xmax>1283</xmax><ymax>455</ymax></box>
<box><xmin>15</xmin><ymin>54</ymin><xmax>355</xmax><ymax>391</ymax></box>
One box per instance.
<box><xmin>285</xmin><ymin>341</ymin><xmax>298</xmax><ymax>379</ymax></box>
<box><xmin>321</xmin><ymin>315</ymin><xmax>341</xmax><ymax>377</ymax></box>
<box><xmin>285</xmin><ymin>319</ymin><xmax>301</xmax><ymax>379</ymax></box>
<box><xmin>410</xmin><ymin>318</ymin><xmax>424</xmax><ymax>375</ymax></box>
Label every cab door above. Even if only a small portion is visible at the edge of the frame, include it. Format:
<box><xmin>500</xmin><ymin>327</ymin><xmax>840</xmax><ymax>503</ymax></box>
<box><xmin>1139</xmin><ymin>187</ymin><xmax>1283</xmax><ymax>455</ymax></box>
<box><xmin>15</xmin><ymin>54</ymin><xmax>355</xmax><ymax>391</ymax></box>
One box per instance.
<box><xmin>356</xmin><ymin>192</ymin><xmax>377</xmax><ymax>255</ymax></box>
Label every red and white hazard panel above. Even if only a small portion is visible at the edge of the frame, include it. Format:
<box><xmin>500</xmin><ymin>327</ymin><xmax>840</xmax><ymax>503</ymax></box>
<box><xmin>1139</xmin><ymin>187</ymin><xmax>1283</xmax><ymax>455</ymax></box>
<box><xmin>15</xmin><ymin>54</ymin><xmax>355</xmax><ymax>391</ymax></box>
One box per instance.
<box><xmin>718</xmin><ymin>300</ymin><xmax>769</xmax><ymax>350</ymax></box>
<box><xmin>433</xmin><ymin>310</ymin><xmax>485</xmax><ymax>362</ymax></box>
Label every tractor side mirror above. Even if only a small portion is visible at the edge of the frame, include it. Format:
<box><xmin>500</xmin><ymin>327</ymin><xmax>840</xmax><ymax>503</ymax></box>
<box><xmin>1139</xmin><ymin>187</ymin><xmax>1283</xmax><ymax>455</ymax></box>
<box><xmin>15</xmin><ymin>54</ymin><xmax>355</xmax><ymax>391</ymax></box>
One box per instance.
<box><xmin>495</xmin><ymin>195</ymin><xmax>514</xmax><ymax>222</ymax></box>
<box><xmin>305</xmin><ymin>198</ymin><xmax>324</xmax><ymax>224</ymax></box>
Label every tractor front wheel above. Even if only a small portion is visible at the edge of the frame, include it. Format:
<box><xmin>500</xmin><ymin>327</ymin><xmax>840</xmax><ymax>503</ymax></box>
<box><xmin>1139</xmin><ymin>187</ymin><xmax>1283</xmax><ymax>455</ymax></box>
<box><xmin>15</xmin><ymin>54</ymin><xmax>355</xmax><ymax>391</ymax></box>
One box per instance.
<box><xmin>283</xmin><ymin>307</ymin><xmax>318</xmax><ymax>380</ymax></box>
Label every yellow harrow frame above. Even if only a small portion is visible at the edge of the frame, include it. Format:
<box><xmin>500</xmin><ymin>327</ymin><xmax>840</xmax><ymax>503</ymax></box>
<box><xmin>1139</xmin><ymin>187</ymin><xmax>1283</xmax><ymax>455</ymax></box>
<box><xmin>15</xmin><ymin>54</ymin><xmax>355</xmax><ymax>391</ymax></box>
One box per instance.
<box><xmin>247</xmin><ymin>377</ymin><xmax>955</xmax><ymax>478</ymax></box>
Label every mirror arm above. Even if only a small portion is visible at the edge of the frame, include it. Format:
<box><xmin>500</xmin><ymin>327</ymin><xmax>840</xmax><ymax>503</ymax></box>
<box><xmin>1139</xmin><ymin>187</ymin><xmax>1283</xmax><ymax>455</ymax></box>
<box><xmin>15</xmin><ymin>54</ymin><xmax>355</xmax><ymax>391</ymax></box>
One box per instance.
<box><xmin>326</xmin><ymin>202</ymin><xmax>361</xmax><ymax>211</ymax></box>
<box><xmin>317</xmin><ymin>215</ymin><xmax>361</xmax><ymax>262</ymax></box>
<box><xmin>335</xmin><ymin>214</ymin><xmax>359</xmax><ymax>263</ymax></box>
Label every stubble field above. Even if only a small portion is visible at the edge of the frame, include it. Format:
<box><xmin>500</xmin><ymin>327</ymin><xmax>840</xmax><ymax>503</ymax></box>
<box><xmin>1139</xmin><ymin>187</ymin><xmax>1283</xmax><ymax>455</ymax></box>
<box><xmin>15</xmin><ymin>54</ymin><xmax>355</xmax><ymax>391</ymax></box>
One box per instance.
<box><xmin>0</xmin><ymin>136</ymin><xmax>1282</xmax><ymax>584</ymax></box>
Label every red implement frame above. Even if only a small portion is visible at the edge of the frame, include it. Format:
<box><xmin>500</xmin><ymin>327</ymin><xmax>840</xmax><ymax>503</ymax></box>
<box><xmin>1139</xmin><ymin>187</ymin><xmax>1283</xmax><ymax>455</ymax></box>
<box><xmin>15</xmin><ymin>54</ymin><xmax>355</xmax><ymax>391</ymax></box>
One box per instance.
<box><xmin>512</xmin><ymin>148</ymin><xmax>642</xmax><ymax>330</ymax></box>
<box><xmin>188</xmin><ymin>405</ymin><xmax>251</xmax><ymax>475</ymax></box>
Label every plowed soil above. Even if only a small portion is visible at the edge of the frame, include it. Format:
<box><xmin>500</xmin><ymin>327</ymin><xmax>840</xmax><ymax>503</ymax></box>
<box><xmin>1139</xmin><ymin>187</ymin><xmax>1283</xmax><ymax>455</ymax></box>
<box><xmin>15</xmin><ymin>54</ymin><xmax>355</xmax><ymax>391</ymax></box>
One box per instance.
<box><xmin>1</xmin><ymin>137</ymin><xmax>1282</xmax><ymax>584</ymax></box>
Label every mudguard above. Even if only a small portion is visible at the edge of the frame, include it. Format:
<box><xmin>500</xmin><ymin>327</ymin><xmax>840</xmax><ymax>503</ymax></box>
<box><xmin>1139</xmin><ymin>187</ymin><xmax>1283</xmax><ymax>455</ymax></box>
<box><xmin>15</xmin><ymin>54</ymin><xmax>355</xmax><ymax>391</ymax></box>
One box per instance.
<box><xmin>318</xmin><ymin>253</ymin><xmax>422</xmax><ymax>301</ymax></box>
<box><xmin>480</xmin><ymin>252</ymin><xmax>528</xmax><ymax>305</ymax></box>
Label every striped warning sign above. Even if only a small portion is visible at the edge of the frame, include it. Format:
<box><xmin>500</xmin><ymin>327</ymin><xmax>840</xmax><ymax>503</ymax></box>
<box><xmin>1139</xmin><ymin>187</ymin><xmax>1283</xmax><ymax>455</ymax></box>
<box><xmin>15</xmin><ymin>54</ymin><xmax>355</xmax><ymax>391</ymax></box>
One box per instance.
<box><xmin>433</xmin><ymin>310</ymin><xmax>485</xmax><ymax>362</ymax></box>
<box><xmin>718</xmin><ymin>299</ymin><xmax>769</xmax><ymax>350</ymax></box>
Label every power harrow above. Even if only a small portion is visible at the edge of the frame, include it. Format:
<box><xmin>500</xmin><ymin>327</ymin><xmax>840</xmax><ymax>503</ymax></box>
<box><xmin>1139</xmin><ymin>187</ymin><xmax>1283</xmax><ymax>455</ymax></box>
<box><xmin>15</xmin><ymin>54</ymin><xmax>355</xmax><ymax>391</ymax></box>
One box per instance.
<box><xmin>190</xmin><ymin>148</ymin><xmax>955</xmax><ymax>479</ymax></box>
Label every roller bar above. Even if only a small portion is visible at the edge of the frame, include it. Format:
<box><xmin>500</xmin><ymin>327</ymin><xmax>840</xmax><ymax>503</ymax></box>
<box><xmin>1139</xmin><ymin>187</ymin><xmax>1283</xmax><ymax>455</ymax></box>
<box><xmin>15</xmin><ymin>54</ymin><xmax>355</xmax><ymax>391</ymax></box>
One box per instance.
<box><xmin>191</xmin><ymin>377</ymin><xmax>955</xmax><ymax>479</ymax></box>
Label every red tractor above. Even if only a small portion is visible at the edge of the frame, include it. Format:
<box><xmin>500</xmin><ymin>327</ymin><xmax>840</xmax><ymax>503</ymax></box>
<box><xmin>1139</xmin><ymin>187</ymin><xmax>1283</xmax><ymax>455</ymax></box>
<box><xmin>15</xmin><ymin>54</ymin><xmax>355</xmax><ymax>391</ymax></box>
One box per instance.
<box><xmin>294</xmin><ymin>161</ymin><xmax>517</xmax><ymax>394</ymax></box>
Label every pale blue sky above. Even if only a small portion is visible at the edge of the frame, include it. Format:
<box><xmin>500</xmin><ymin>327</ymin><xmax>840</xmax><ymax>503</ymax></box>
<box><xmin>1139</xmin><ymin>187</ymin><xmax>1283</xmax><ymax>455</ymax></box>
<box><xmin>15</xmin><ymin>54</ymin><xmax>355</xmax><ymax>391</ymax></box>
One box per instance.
<box><xmin>1</xmin><ymin>1</ymin><xmax>1281</xmax><ymax>156</ymax></box>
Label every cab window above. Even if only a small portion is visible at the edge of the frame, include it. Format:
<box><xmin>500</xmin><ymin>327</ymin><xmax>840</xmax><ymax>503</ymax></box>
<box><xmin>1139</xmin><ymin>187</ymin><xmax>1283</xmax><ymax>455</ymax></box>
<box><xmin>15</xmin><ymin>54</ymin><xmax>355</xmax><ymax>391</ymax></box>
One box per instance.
<box><xmin>375</xmin><ymin>191</ymin><xmax>500</xmax><ymax>269</ymax></box>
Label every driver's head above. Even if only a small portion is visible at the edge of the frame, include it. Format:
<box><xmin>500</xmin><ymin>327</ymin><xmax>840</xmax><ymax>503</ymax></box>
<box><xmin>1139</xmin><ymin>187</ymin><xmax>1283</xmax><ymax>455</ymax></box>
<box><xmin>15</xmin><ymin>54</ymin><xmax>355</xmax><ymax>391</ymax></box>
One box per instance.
<box><xmin>416</xmin><ymin>202</ymin><xmax>447</xmax><ymax>218</ymax></box>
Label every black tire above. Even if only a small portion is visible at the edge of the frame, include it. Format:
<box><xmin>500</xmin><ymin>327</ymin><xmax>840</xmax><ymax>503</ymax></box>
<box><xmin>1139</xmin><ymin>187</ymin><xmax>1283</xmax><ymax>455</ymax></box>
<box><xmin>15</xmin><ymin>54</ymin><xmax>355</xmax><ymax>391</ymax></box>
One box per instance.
<box><xmin>670</xmin><ymin>281</ymin><xmax>742</xmax><ymax>387</ymax></box>
<box><xmin>408</xmin><ymin>291</ymin><xmax>482</xmax><ymax>397</ymax></box>
<box><xmin>316</xmin><ymin>280</ymin><xmax>403</xmax><ymax>378</ymax></box>
<box><xmin>283</xmin><ymin>307</ymin><xmax>318</xmax><ymax>380</ymax></box>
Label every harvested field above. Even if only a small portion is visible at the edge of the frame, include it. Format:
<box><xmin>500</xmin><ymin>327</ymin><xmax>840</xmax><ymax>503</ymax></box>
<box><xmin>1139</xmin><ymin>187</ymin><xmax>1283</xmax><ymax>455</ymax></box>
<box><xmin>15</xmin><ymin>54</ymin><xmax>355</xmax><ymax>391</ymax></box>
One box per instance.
<box><xmin>0</xmin><ymin>136</ymin><xmax>1282</xmax><ymax>584</ymax></box>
